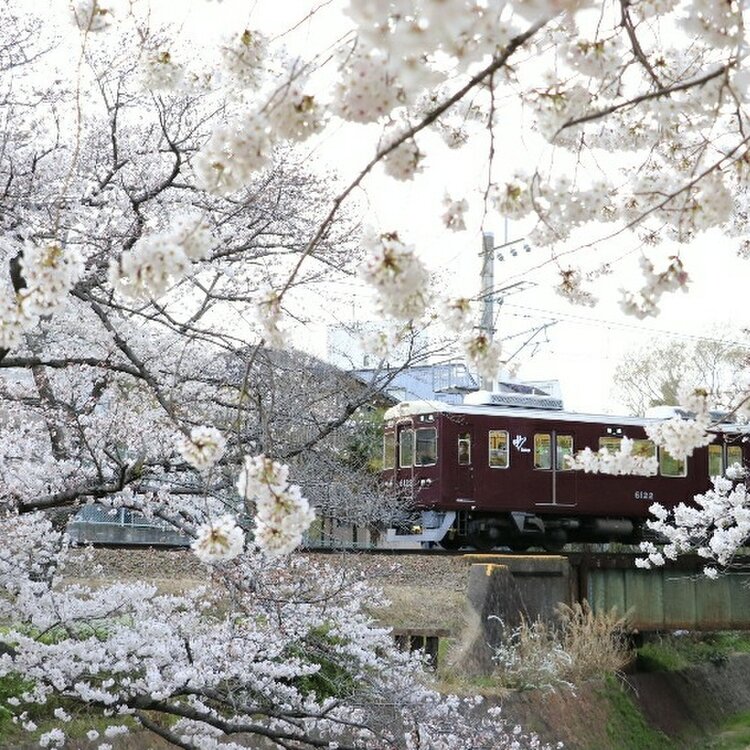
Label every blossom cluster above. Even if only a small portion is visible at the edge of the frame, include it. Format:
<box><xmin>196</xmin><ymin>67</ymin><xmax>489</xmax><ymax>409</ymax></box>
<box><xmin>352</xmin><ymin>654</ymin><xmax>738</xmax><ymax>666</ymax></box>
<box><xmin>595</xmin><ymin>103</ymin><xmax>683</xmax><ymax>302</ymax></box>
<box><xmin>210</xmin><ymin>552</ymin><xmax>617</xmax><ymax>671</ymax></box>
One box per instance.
<box><xmin>191</xmin><ymin>514</ymin><xmax>245</xmax><ymax>563</ymax></box>
<box><xmin>488</xmin><ymin>173</ymin><xmax>534</xmax><ymax>220</ymax></box>
<box><xmin>109</xmin><ymin>215</ymin><xmax>213</xmax><ymax>299</ymax></box>
<box><xmin>220</xmin><ymin>28</ymin><xmax>268</xmax><ymax>87</ymax></box>
<box><xmin>462</xmin><ymin>332</ymin><xmax>503</xmax><ymax>384</ymax></box>
<box><xmin>255</xmin><ymin>287</ymin><xmax>285</xmax><ymax>348</ymax></box>
<box><xmin>193</xmin><ymin>119</ymin><xmax>273</xmax><ymax>195</ymax></box>
<box><xmin>637</xmin><ymin>473</ymin><xmax>750</xmax><ymax>575</ymax></box>
<box><xmin>442</xmin><ymin>195</ymin><xmax>469</xmax><ymax>231</ymax></box>
<box><xmin>70</xmin><ymin>0</ymin><xmax>117</xmax><ymax>32</ymax></box>
<box><xmin>140</xmin><ymin>48</ymin><xmax>184</xmax><ymax>92</ymax></box>
<box><xmin>645</xmin><ymin>387</ymin><xmax>713</xmax><ymax>461</ymax></box>
<box><xmin>237</xmin><ymin>454</ymin><xmax>315</xmax><ymax>557</ymax></box>
<box><xmin>381</xmin><ymin>127</ymin><xmax>423</xmax><ymax>181</ymax></box>
<box><xmin>555</xmin><ymin>267</ymin><xmax>597</xmax><ymax>307</ymax></box>
<box><xmin>566</xmin><ymin>437</ymin><xmax>658</xmax><ymax>476</ymax></box>
<box><xmin>334</xmin><ymin>49</ymin><xmax>399</xmax><ymax>123</ymax></box>
<box><xmin>0</xmin><ymin>242</ymin><xmax>83</xmax><ymax>350</ymax></box>
<box><xmin>178</xmin><ymin>425</ymin><xmax>226</xmax><ymax>472</ymax></box>
<box><xmin>360</xmin><ymin>231</ymin><xmax>430</xmax><ymax>321</ymax></box>
<box><xmin>442</xmin><ymin>296</ymin><xmax>474</xmax><ymax>332</ymax></box>
<box><xmin>620</xmin><ymin>255</ymin><xmax>689</xmax><ymax>319</ymax></box>
<box><xmin>194</xmin><ymin>80</ymin><xmax>323</xmax><ymax>196</ymax></box>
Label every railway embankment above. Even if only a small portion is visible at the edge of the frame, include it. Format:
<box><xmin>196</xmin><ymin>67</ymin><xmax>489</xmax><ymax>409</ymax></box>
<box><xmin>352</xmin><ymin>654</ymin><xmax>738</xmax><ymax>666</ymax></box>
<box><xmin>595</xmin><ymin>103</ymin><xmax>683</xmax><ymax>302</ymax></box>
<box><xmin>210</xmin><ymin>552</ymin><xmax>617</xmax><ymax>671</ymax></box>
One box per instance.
<box><xmin>498</xmin><ymin>654</ymin><xmax>750</xmax><ymax>749</ymax></box>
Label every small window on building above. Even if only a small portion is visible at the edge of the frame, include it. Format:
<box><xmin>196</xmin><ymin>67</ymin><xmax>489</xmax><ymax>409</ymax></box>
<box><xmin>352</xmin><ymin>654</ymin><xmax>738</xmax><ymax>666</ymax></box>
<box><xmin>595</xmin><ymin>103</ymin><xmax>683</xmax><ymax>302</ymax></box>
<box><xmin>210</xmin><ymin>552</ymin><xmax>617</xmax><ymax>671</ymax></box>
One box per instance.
<box><xmin>660</xmin><ymin>447</ymin><xmax>686</xmax><ymax>477</ymax></box>
<box><xmin>489</xmin><ymin>430</ymin><xmax>510</xmax><ymax>468</ymax></box>
<box><xmin>383</xmin><ymin>432</ymin><xmax>395</xmax><ymax>470</ymax></box>
<box><xmin>458</xmin><ymin>433</ymin><xmax>471</xmax><ymax>465</ymax></box>
<box><xmin>728</xmin><ymin>445</ymin><xmax>743</xmax><ymax>467</ymax></box>
<box><xmin>399</xmin><ymin>429</ymin><xmax>413</xmax><ymax>468</ymax></box>
<box><xmin>414</xmin><ymin>428</ymin><xmax>437</xmax><ymax>466</ymax></box>
<box><xmin>556</xmin><ymin>435</ymin><xmax>574</xmax><ymax>470</ymax></box>
<box><xmin>534</xmin><ymin>433</ymin><xmax>552</xmax><ymax>470</ymax></box>
<box><xmin>633</xmin><ymin>439</ymin><xmax>656</xmax><ymax>460</ymax></box>
<box><xmin>599</xmin><ymin>436</ymin><xmax>622</xmax><ymax>454</ymax></box>
<box><xmin>708</xmin><ymin>444</ymin><xmax>724</xmax><ymax>477</ymax></box>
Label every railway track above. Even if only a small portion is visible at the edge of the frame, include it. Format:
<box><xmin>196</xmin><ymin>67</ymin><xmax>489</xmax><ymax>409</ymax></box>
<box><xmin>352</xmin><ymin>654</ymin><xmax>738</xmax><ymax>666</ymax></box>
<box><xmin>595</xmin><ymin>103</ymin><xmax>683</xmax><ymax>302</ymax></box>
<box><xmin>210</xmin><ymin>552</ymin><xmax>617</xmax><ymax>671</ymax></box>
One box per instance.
<box><xmin>77</xmin><ymin>539</ymin><xmax>750</xmax><ymax>571</ymax></box>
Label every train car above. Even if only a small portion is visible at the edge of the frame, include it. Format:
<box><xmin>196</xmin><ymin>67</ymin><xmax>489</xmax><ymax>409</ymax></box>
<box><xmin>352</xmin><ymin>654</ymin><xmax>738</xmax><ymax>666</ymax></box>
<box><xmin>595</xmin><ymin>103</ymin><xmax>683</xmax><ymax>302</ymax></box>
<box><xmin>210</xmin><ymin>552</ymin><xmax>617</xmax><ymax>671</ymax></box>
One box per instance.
<box><xmin>382</xmin><ymin>390</ymin><xmax>750</xmax><ymax>550</ymax></box>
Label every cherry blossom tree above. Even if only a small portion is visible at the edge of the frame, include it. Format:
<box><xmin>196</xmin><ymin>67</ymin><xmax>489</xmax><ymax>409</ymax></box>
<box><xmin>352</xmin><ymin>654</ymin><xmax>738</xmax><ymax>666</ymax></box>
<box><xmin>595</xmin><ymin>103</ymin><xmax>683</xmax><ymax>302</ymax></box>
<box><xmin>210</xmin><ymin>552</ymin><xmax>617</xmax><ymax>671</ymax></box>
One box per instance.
<box><xmin>3</xmin><ymin>0</ymin><xmax>750</xmax><ymax>745</ymax></box>
<box><xmin>612</xmin><ymin>335</ymin><xmax>748</xmax><ymax>417</ymax></box>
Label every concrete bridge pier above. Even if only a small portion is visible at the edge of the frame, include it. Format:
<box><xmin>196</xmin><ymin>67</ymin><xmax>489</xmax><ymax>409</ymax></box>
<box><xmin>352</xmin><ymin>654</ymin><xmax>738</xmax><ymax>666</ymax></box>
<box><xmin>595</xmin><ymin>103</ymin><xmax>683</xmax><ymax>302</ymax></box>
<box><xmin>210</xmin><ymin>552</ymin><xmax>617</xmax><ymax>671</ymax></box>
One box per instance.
<box><xmin>463</xmin><ymin>555</ymin><xmax>572</xmax><ymax>674</ymax></box>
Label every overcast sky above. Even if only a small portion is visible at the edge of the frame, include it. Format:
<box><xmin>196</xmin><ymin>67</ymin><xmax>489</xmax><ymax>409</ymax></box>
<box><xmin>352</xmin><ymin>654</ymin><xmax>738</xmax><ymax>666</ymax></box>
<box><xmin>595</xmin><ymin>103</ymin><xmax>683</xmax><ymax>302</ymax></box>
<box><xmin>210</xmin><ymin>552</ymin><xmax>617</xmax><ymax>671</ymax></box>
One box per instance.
<box><xmin>149</xmin><ymin>1</ymin><xmax>750</xmax><ymax>415</ymax></box>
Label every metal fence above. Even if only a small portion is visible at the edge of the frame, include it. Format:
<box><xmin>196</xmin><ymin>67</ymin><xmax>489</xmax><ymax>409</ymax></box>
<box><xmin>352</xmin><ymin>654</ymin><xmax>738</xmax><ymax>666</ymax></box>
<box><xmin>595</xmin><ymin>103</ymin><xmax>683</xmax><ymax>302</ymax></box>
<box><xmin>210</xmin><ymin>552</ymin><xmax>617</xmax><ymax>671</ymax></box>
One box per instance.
<box><xmin>68</xmin><ymin>505</ymin><xmax>189</xmax><ymax>546</ymax></box>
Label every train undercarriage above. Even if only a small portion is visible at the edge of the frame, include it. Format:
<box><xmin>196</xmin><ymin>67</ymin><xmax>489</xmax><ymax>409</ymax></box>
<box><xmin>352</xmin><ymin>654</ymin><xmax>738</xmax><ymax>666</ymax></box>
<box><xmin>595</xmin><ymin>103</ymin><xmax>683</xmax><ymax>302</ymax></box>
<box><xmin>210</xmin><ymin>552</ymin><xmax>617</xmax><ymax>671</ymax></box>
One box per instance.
<box><xmin>387</xmin><ymin>509</ymin><xmax>645</xmax><ymax>551</ymax></box>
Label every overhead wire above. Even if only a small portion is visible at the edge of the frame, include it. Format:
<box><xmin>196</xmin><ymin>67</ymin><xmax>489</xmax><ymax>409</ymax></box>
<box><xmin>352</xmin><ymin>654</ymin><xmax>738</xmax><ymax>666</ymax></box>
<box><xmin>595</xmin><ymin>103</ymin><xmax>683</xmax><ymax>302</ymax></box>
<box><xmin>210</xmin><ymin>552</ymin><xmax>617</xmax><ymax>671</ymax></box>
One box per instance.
<box><xmin>501</xmin><ymin>302</ymin><xmax>750</xmax><ymax>349</ymax></box>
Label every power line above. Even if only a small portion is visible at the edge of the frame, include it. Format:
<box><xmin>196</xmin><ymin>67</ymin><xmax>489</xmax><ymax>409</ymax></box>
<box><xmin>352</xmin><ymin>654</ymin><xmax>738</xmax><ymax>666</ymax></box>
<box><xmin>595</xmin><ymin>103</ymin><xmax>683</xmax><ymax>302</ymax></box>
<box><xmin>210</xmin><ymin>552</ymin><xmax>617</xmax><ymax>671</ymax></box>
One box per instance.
<box><xmin>502</xmin><ymin>303</ymin><xmax>750</xmax><ymax>349</ymax></box>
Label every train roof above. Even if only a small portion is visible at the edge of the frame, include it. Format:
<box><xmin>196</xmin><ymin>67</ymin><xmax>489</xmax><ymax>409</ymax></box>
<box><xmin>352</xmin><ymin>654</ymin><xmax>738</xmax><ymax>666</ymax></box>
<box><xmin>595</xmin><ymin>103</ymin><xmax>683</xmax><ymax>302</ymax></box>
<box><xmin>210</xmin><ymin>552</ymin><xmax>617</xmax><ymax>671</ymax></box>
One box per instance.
<box><xmin>383</xmin><ymin>400</ymin><xmax>750</xmax><ymax>434</ymax></box>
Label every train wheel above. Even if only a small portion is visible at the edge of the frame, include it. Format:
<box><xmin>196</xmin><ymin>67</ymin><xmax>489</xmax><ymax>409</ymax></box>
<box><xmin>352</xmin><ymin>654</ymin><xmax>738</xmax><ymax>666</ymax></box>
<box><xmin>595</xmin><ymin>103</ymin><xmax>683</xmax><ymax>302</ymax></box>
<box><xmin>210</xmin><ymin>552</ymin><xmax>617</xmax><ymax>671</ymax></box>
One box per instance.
<box><xmin>467</xmin><ymin>535</ymin><xmax>495</xmax><ymax>552</ymax></box>
<box><xmin>439</xmin><ymin>534</ymin><xmax>463</xmax><ymax>551</ymax></box>
<box><xmin>509</xmin><ymin>541</ymin><xmax>531</xmax><ymax>552</ymax></box>
<box><xmin>542</xmin><ymin>540</ymin><xmax>566</xmax><ymax>553</ymax></box>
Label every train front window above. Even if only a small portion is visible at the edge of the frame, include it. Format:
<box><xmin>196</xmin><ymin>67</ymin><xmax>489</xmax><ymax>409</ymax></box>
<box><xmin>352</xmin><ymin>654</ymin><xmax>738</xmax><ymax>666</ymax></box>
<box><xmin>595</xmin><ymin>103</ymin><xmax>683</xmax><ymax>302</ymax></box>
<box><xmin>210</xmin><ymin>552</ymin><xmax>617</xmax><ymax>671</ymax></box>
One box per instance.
<box><xmin>399</xmin><ymin>429</ymin><xmax>413</xmax><ymax>468</ymax></box>
<box><xmin>728</xmin><ymin>445</ymin><xmax>743</xmax><ymax>467</ymax></box>
<box><xmin>534</xmin><ymin>433</ymin><xmax>552</xmax><ymax>470</ymax></box>
<box><xmin>383</xmin><ymin>432</ymin><xmax>395</xmax><ymax>470</ymax></box>
<box><xmin>556</xmin><ymin>435</ymin><xmax>574</xmax><ymax>470</ymax></box>
<box><xmin>660</xmin><ymin>447</ymin><xmax>686</xmax><ymax>477</ymax></box>
<box><xmin>458</xmin><ymin>433</ymin><xmax>471</xmax><ymax>465</ymax></box>
<box><xmin>489</xmin><ymin>430</ymin><xmax>509</xmax><ymax>468</ymax></box>
<box><xmin>414</xmin><ymin>428</ymin><xmax>437</xmax><ymax>466</ymax></box>
<box><xmin>708</xmin><ymin>444</ymin><xmax>724</xmax><ymax>477</ymax></box>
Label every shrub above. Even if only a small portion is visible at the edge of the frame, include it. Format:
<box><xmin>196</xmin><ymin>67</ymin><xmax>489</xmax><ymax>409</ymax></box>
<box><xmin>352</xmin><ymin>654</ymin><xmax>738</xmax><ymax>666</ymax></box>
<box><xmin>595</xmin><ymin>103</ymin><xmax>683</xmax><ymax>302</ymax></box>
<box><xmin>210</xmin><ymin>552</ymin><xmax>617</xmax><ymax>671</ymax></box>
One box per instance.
<box><xmin>491</xmin><ymin>602</ymin><xmax>631</xmax><ymax>691</ymax></box>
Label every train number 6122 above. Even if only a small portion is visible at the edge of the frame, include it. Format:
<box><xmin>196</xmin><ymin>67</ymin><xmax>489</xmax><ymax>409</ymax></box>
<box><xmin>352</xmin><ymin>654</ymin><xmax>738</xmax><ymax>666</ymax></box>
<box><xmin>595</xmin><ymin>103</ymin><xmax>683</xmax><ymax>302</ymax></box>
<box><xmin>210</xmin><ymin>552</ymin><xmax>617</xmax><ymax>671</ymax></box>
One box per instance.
<box><xmin>634</xmin><ymin>490</ymin><xmax>654</xmax><ymax>501</ymax></box>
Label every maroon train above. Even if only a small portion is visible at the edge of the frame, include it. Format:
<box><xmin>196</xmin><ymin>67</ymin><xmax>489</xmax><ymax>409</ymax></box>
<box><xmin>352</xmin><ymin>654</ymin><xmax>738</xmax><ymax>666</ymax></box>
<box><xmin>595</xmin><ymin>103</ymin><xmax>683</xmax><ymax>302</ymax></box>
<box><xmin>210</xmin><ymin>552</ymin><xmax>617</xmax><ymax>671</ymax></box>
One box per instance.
<box><xmin>381</xmin><ymin>391</ymin><xmax>749</xmax><ymax>550</ymax></box>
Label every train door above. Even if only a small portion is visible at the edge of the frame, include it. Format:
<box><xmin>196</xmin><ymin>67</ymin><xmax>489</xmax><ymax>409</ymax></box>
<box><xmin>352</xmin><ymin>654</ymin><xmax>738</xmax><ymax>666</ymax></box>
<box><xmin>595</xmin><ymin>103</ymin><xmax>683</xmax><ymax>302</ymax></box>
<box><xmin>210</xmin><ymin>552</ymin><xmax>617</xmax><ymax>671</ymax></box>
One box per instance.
<box><xmin>396</xmin><ymin>420</ymin><xmax>416</xmax><ymax>501</ymax></box>
<box><xmin>454</xmin><ymin>426</ymin><xmax>474</xmax><ymax>503</ymax></box>
<box><xmin>533</xmin><ymin>429</ymin><xmax>577</xmax><ymax>508</ymax></box>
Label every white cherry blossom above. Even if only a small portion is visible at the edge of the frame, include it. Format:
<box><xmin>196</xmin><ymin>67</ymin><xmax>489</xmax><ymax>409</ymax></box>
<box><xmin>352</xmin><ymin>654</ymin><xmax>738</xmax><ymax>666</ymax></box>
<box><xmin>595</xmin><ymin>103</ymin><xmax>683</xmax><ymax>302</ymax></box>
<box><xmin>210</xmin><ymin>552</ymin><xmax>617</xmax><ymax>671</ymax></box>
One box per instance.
<box><xmin>567</xmin><ymin>437</ymin><xmax>658</xmax><ymax>476</ymax></box>
<box><xmin>178</xmin><ymin>426</ymin><xmax>226</xmax><ymax>472</ymax></box>
<box><xmin>360</xmin><ymin>230</ymin><xmax>430</xmax><ymax>321</ymax></box>
<box><xmin>140</xmin><ymin>48</ymin><xmax>184</xmax><ymax>92</ymax></box>
<box><xmin>237</xmin><ymin>454</ymin><xmax>315</xmax><ymax>557</ymax></box>
<box><xmin>462</xmin><ymin>331</ymin><xmax>503</xmax><ymax>383</ymax></box>
<box><xmin>191</xmin><ymin>515</ymin><xmax>245</xmax><ymax>563</ymax></box>
<box><xmin>442</xmin><ymin>195</ymin><xmax>469</xmax><ymax>231</ymax></box>
<box><xmin>220</xmin><ymin>29</ymin><xmax>268</xmax><ymax>87</ymax></box>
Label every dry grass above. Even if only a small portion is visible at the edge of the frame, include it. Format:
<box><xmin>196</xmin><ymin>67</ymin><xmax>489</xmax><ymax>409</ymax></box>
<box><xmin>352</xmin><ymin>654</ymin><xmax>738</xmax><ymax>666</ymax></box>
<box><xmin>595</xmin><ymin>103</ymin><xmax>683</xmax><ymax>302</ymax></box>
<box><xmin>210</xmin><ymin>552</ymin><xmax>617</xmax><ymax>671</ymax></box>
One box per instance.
<box><xmin>557</xmin><ymin>601</ymin><xmax>631</xmax><ymax>683</ymax></box>
<box><xmin>371</xmin><ymin>586</ymin><xmax>467</xmax><ymax>631</ymax></box>
<box><xmin>491</xmin><ymin>601</ymin><xmax>631</xmax><ymax>691</ymax></box>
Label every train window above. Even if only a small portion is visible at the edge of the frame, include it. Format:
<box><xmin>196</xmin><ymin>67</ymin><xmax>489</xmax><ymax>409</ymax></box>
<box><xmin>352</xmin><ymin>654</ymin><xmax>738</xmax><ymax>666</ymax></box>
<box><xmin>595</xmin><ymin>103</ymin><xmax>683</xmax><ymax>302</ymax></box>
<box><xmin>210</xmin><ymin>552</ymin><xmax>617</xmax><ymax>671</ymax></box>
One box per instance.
<box><xmin>708</xmin><ymin>444</ymin><xmax>724</xmax><ymax>477</ymax></box>
<box><xmin>399</xmin><ymin>429</ymin><xmax>413</xmax><ymax>468</ymax></box>
<box><xmin>383</xmin><ymin>432</ymin><xmax>395</xmax><ymax>470</ymax></box>
<box><xmin>659</xmin><ymin>447</ymin><xmax>686</xmax><ymax>477</ymax></box>
<box><xmin>599</xmin><ymin>436</ymin><xmax>622</xmax><ymax>454</ymax></box>
<box><xmin>633</xmin><ymin>439</ymin><xmax>656</xmax><ymax>460</ymax></box>
<box><xmin>458</xmin><ymin>433</ymin><xmax>471</xmax><ymax>465</ymax></box>
<box><xmin>414</xmin><ymin>428</ymin><xmax>437</xmax><ymax>466</ymax></box>
<box><xmin>556</xmin><ymin>435</ymin><xmax>574</xmax><ymax>470</ymax></box>
<box><xmin>489</xmin><ymin>430</ymin><xmax>510</xmax><ymax>468</ymax></box>
<box><xmin>728</xmin><ymin>445</ymin><xmax>743</xmax><ymax>467</ymax></box>
<box><xmin>534</xmin><ymin>433</ymin><xmax>552</xmax><ymax>470</ymax></box>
